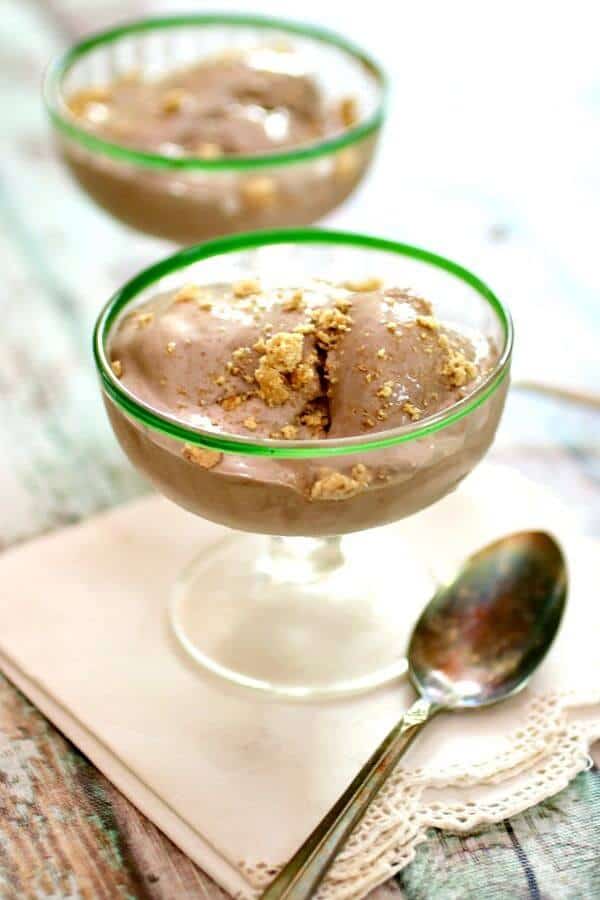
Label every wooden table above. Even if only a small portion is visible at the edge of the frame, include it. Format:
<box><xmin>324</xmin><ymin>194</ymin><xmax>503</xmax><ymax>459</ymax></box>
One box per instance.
<box><xmin>1</xmin><ymin>1</ymin><xmax>599</xmax><ymax>896</ymax></box>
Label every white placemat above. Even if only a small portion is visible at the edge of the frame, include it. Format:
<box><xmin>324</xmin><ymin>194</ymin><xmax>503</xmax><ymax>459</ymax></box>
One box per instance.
<box><xmin>0</xmin><ymin>464</ymin><xmax>598</xmax><ymax>900</ymax></box>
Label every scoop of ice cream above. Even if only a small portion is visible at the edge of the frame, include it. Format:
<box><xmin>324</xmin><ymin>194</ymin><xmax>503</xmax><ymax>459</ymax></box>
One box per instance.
<box><xmin>68</xmin><ymin>57</ymin><xmax>333</xmax><ymax>157</ymax></box>
<box><xmin>109</xmin><ymin>279</ymin><xmax>493</xmax><ymax>444</ymax></box>
<box><xmin>325</xmin><ymin>289</ymin><xmax>483</xmax><ymax>437</ymax></box>
<box><xmin>109</xmin><ymin>281</ymin><xmax>326</xmax><ymax>440</ymax></box>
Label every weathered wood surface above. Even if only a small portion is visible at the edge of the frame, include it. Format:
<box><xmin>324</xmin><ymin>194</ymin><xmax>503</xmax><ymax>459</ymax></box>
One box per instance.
<box><xmin>1</xmin><ymin>1</ymin><xmax>599</xmax><ymax>898</ymax></box>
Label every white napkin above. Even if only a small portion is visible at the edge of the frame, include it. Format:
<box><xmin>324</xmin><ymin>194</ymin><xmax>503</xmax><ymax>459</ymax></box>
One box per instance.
<box><xmin>0</xmin><ymin>464</ymin><xmax>598</xmax><ymax>900</ymax></box>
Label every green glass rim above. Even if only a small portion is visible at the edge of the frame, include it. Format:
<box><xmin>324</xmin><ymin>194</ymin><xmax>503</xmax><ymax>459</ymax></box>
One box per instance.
<box><xmin>43</xmin><ymin>13</ymin><xmax>387</xmax><ymax>172</ymax></box>
<box><xmin>94</xmin><ymin>227</ymin><xmax>513</xmax><ymax>460</ymax></box>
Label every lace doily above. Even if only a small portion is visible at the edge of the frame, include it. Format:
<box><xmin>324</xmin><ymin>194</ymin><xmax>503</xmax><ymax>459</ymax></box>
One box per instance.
<box><xmin>240</xmin><ymin>538</ymin><xmax>600</xmax><ymax>900</ymax></box>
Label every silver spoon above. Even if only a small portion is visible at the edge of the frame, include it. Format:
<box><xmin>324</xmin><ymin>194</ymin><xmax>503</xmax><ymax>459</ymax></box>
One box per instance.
<box><xmin>261</xmin><ymin>530</ymin><xmax>567</xmax><ymax>900</ymax></box>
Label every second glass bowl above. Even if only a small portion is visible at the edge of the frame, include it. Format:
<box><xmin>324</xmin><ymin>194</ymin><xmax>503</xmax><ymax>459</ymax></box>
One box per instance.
<box><xmin>45</xmin><ymin>14</ymin><xmax>387</xmax><ymax>244</ymax></box>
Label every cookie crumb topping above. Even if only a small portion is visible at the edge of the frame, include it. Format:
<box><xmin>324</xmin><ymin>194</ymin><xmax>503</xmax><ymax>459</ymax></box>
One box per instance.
<box><xmin>182</xmin><ymin>445</ymin><xmax>222</xmax><ymax>468</ymax></box>
<box><xmin>220</xmin><ymin>395</ymin><xmax>244</xmax><ymax>412</ymax></box>
<box><xmin>342</xmin><ymin>277</ymin><xmax>383</xmax><ymax>292</ymax></box>
<box><xmin>376</xmin><ymin>381</ymin><xmax>394</xmax><ymax>399</ymax></box>
<box><xmin>262</xmin><ymin>332</ymin><xmax>304</xmax><ymax>372</ymax></box>
<box><xmin>174</xmin><ymin>283</ymin><xmax>202</xmax><ymax>304</ymax></box>
<box><xmin>402</xmin><ymin>401</ymin><xmax>422</xmax><ymax>421</ymax></box>
<box><xmin>416</xmin><ymin>315</ymin><xmax>440</xmax><ymax>331</ymax></box>
<box><xmin>135</xmin><ymin>312</ymin><xmax>154</xmax><ymax>328</ymax></box>
<box><xmin>310</xmin><ymin>469</ymin><xmax>366</xmax><ymax>501</ymax></box>
<box><xmin>233</xmin><ymin>278</ymin><xmax>261</xmax><ymax>298</ymax></box>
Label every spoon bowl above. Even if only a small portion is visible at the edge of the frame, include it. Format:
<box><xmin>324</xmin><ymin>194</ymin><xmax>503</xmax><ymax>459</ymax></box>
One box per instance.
<box><xmin>409</xmin><ymin>531</ymin><xmax>567</xmax><ymax>708</ymax></box>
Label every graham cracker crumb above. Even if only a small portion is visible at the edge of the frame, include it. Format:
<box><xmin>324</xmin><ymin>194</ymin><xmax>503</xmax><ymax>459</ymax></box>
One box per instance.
<box><xmin>213</xmin><ymin>375</ymin><xmax>226</xmax><ymax>386</ymax></box>
<box><xmin>334</xmin><ymin>296</ymin><xmax>353</xmax><ymax>313</ymax></box>
<box><xmin>68</xmin><ymin>86</ymin><xmax>112</xmax><ymax>117</ymax></box>
<box><xmin>233</xmin><ymin>278</ymin><xmax>261</xmax><ymax>298</ymax></box>
<box><xmin>280</xmin><ymin>424</ymin><xmax>298</xmax><ymax>439</ymax></box>
<box><xmin>161</xmin><ymin>88</ymin><xmax>188</xmax><ymax>115</ymax></box>
<box><xmin>441</xmin><ymin>351</ymin><xmax>478</xmax><ymax>387</ymax></box>
<box><xmin>195</xmin><ymin>142</ymin><xmax>222</xmax><ymax>159</ymax></box>
<box><xmin>291</xmin><ymin>360</ymin><xmax>318</xmax><ymax>391</ymax></box>
<box><xmin>343</xmin><ymin>277</ymin><xmax>383</xmax><ymax>293</ymax></box>
<box><xmin>300</xmin><ymin>407</ymin><xmax>328</xmax><ymax>429</ymax></box>
<box><xmin>311</xmin><ymin>306</ymin><xmax>353</xmax><ymax>347</ymax></box>
<box><xmin>402</xmin><ymin>401</ymin><xmax>422</xmax><ymax>421</ymax></box>
<box><xmin>173</xmin><ymin>284</ymin><xmax>202</xmax><ymax>304</ymax></box>
<box><xmin>311</xmin><ymin>307</ymin><xmax>352</xmax><ymax>332</ymax></box>
<box><xmin>386</xmin><ymin>321</ymin><xmax>400</xmax><ymax>334</ymax></box>
<box><xmin>135</xmin><ymin>311</ymin><xmax>154</xmax><ymax>328</ymax></box>
<box><xmin>220</xmin><ymin>395</ymin><xmax>244</xmax><ymax>412</ymax></box>
<box><xmin>232</xmin><ymin>346</ymin><xmax>251</xmax><ymax>360</ymax></box>
<box><xmin>377</xmin><ymin>381</ymin><xmax>394</xmax><ymax>399</ymax></box>
<box><xmin>376</xmin><ymin>348</ymin><xmax>388</xmax><ymax>360</ymax></box>
<box><xmin>416</xmin><ymin>315</ymin><xmax>440</xmax><ymax>331</ymax></box>
<box><xmin>283</xmin><ymin>289</ymin><xmax>304</xmax><ymax>312</ymax></box>
<box><xmin>351</xmin><ymin>464</ymin><xmax>372</xmax><ymax>485</ymax></box>
<box><xmin>182</xmin><ymin>444</ymin><xmax>222</xmax><ymax>469</ymax></box>
<box><xmin>241</xmin><ymin>176</ymin><xmax>277</xmax><ymax>208</ymax></box>
<box><xmin>262</xmin><ymin>332</ymin><xmax>304</xmax><ymax>372</ymax></box>
<box><xmin>334</xmin><ymin>147</ymin><xmax>359</xmax><ymax>179</ymax></box>
<box><xmin>339</xmin><ymin>96</ymin><xmax>359</xmax><ymax>127</ymax></box>
<box><xmin>243</xmin><ymin>416</ymin><xmax>258</xmax><ymax>431</ymax></box>
<box><xmin>166</xmin><ymin>342</ymin><xmax>176</xmax><ymax>354</ymax></box>
<box><xmin>310</xmin><ymin>470</ymin><xmax>365</xmax><ymax>501</ymax></box>
<box><xmin>111</xmin><ymin>359</ymin><xmax>122</xmax><ymax>378</ymax></box>
<box><xmin>254</xmin><ymin>364</ymin><xmax>290</xmax><ymax>406</ymax></box>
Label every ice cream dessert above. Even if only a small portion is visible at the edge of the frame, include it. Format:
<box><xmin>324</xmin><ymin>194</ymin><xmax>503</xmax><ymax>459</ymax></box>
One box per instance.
<box><xmin>55</xmin><ymin>41</ymin><xmax>379</xmax><ymax>243</ymax></box>
<box><xmin>66</xmin><ymin>51</ymin><xmax>356</xmax><ymax>158</ymax></box>
<box><xmin>104</xmin><ymin>278</ymin><xmax>506</xmax><ymax>535</ymax></box>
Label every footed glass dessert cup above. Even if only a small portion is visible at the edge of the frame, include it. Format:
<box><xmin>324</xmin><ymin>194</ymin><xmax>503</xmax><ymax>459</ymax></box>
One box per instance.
<box><xmin>44</xmin><ymin>14</ymin><xmax>386</xmax><ymax>244</ymax></box>
<box><xmin>94</xmin><ymin>229</ymin><xmax>513</xmax><ymax>699</ymax></box>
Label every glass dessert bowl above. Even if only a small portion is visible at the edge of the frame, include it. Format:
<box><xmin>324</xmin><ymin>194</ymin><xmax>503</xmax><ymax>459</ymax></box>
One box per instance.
<box><xmin>94</xmin><ymin>228</ymin><xmax>513</xmax><ymax>698</ymax></box>
<box><xmin>44</xmin><ymin>14</ymin><xmax>386</xmax><ymax>244</ymax></box>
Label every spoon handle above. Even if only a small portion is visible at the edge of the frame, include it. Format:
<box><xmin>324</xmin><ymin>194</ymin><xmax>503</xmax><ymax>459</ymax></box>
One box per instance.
<box><xmin>260</xmin><ymin>698</ymin><xmax>439</xmax><ymax>900</ymax></box>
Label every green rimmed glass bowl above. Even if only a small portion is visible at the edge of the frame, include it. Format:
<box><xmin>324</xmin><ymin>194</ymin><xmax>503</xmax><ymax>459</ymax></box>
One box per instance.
<box><xmin>44</xmin><ymin>14</ymin><xmax>387</xmax><ymax>244</ymax></box>
<box><xmin>94</xmin><ymin>228</ymin><xmax>513</xmax><ymax>699</ymax></box>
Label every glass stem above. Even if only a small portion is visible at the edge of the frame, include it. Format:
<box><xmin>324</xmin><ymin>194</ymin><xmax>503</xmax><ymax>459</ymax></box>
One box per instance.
<box><xmin>259</xmin><ymin>536</ymin><xmax>344</xmax><ymax>584</ymax></box>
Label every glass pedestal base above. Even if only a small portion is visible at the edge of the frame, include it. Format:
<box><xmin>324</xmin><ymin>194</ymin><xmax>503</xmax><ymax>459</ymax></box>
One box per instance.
<box><xmin>170</xmin><ymin>527</ymin><xmax>435</xmax><ymax>699</ymax></box>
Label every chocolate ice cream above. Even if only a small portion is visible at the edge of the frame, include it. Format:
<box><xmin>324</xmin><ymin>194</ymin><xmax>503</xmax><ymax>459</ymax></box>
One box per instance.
<box><xmin>104</xmin><ymin>278</ymin><xmax>506</xmax><ymax>535</ymax></box>
<box><xmin>60</xmin><ymin>50</ymin><xmax>370</xmax><ymax>242</ymax></box>
<box><xmin>67</xmin><ymin>52</ymin><xmax>353</xmax><ymax>158</ymax></box>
